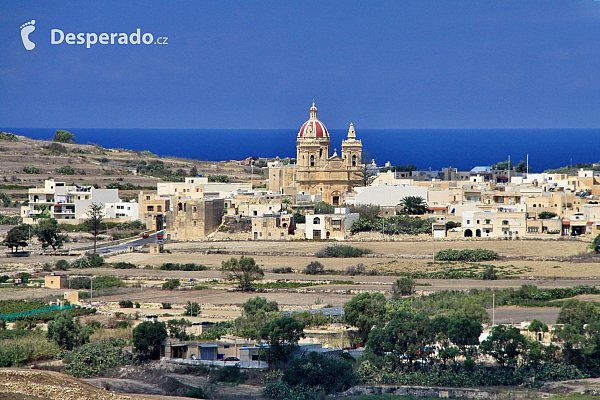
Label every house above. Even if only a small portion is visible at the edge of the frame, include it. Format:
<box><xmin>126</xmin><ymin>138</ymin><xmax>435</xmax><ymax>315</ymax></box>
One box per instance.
<box><xmin>462</xmin><ymin>209</ymin><xmax>527</xmax><ymax>238</ymax></box>
<box><xmin>138</xmin><ymin>192</ymin><xmax>170</xmax><ymax>231</ymax></box>
<box><xmin>252</xmin><ymin>212</ymin><xmax>295</xmax><ymax>240</ymax></box>
<box><xmin>45</xmin><ymin>274</ymin><xmax>67</xmax><ymax>289</ymax></box>
<box><xmin>21</xmin><ymin>179</ymin><xmax>121</xmax><ymax>224</ymax></box>
<box><xmin>305</xmin><ymin>208</ymin><xmax>359</xmax><ymax>240</ymax></box>
<box><xmin>165</xmin><ymin>197</ymin><xmax>224</xmax><ymax>240</ymax></box>
<box><xmin>104</xmin><ymin>200</ymin><xmax>139</xmax><ymax>221</ymax></box>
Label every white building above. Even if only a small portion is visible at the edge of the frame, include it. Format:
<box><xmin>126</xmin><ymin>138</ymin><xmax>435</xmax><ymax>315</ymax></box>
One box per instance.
<box><xmin>157</xmin><ymin>177</ymin><xmax>251</xmax><ymax>199</ymax></box>
<box><xmin>350</xmin><ymin>185</ymin><xmax>428</xmax><ymax>207</ymax></box>
<box><xmin>305</xmin><ymin>208</ymin><xmax>360</xmax><ymax>240</ymax></box>
<box><xmin>21</xmin><ymin>179</ymin><xmax>121</xmax><ymax>223</ymax></box>
<box><xmin>104</xmin><ymin>200</ymin><xmax>139</xmax><ymax>221</ymax></box>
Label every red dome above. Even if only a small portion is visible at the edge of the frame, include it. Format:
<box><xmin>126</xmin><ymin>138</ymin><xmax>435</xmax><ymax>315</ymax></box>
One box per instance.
<box><xmin>298</xmin><ymin>102</ymin><xmax>329</xmax><ymax>138</ymax></box>
<box><xmin>298</xmin><ymin>120</ymin><xmax>329</xmax><ymax>138</ymax></box>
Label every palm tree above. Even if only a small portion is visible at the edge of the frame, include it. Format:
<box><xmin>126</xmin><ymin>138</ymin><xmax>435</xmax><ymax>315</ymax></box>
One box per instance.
<box><xmin>398</xmin><ymin>196</ymin><xmax>428</xmax><ymax>215</ymax></box>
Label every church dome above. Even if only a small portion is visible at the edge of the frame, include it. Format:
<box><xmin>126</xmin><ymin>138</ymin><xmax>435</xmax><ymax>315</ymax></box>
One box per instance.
<box><xmin>298</xmin><ymin>102</ymin><xmax>329</xmax><ymax>138</ymax></box>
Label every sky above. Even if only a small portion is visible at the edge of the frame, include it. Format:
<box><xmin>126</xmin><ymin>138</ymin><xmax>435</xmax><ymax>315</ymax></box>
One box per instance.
<box><xmin>2</xmin><ymin>1</ymin><xmax>600</xmax><ymax>130</ymax></box>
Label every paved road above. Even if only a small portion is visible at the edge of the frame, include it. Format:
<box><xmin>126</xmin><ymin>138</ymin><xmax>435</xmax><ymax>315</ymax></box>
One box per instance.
<box><xmin>94</xmin><ymin>230</ymin><xmax>165</xmax><ymax>254</ymax></box>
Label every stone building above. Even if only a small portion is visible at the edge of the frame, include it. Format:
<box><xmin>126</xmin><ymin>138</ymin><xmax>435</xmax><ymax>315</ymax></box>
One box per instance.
<box><xmin>165</xmin><ymin>197</ymin><xmax>224</xmax><ymax>240</ymax></box>
<box><xmin>251</xmin><ymin>212</ymin><xmax>295</xmax><ymax>240</ymax></box>
<box><xmin>268</xmin><ymin>103</ymin><xmax>363</xmax><ymax>205</ymax></box>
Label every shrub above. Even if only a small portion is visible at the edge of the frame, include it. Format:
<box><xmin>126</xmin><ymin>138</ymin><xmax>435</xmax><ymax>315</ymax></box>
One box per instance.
<box><xmin>119</xmin><ymin>300</ymin><xmax>134</xmax><ymax>308</ymax></box>
<box><xmin>481</xmin><ymin>267</ymin><xmax>498</xmax><ymax>280</ymax></box>
<box><xmin>161</xmin><ymin>302</ymin><xmax>172</xmax><ymax>309</ymax></box>
<box><xmin>163</xmin><ymin>279</ymin><xmax>181</xmax><ymax>290</ymax></box>
<box><xmin>392</xmin><ymin>276</ymin><xmax>416</xmax><ymax>297</ymax></box>
<box><xmin>316</xmin><ymin>245</ymin><xmax>372</xmax><ymax>258</ymax></box>
<box><xmin>55</xmin><ymin>259</ymin><xmax>70</xmax><ymax>270</ymax></box>
<box><xmin>435</xmin><ymin>249</ymin><xmax>499</xmax><ymax>262</ymax></box>
<box><xmin>282</xmin><ymin>352</ymin><xmax>356</xmax><ymax>394</ymax></box>
<box><xmin>304</xmin><ymin>261</ymin><xmax>324</xmax><ymax>275</ymax></box>
<box><xmin>53</xmin><ymin>130</ymin><xmax>76</xmax><ymax>143</ymax></box>
<box><xmin>538</xmin><ymin>211</ymin><xmax>557</xmax><ymax>219</ymax></box>
<box><xmin>273</xmin><ymin>267</ymin><xmax>293</xmax><ymax>273</ymax></box>
<box><xmin>186</xmin><ymin>387</ymin><xmax>208</xmax><ymax>399</ymax></box>
<box><xmin>115</xmin><ymin>321</ymin><xmax>133</xmax><ymax>329</ymax></box>
<box><xmin>22</xmin><ymin>166</ymin><xmax>41</xmax><ymax>174</ymax></box>
<box><xmin>212</xmin><ymin>365</ymin><xmax>248</xmax><ymax>384</ymax></box>
<box><xmin>87</xmin><ymin>253</ymin><xmax>105</xmax><ymax>267</ymax></box>
<box><xmin>159</xmin><ymin>263</ymin><xmax>207</xmax><ymax>271</ymax></box>
<box><xmin>55</xmin><ymin>165</ymin><xmax>76</xmax><ymax>175</ymax></box>
<box><xmin>113</xmin><ymin>262</ymin><xmax>136</xmax><ymax>269</ymax></box>
<box><xmin>345</xmin><ymin>263</ymin><xmax>367</xmax><ymax>275</ymax></box>
<box><xmin>64</xmin><ymin>341</ymin><xmax>132</xmax><ymax>378</ymax></box>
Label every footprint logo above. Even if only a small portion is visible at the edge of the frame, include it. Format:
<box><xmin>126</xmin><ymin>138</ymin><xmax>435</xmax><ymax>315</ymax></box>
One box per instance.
<box><xmin>20</xmin><ymin>20</ymin><xmax>36</xmax><ymax>50</ymax></box>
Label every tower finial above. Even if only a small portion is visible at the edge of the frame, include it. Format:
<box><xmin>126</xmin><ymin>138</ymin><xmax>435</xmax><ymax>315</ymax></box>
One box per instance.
<box><xmin>309</xmin><ymin>101</ymin><xmax>318</xmax><ymax>120</ymax></box>
<box><xmin>347</xmin><ymin>122</ymin><xmax>356</xmax><ymax>140</ymax></box>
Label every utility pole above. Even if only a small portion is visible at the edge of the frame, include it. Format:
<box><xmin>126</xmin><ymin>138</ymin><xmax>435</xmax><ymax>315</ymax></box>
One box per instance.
<box><xmin>492</xmin><ymin>293</ymin><xmax>495</xmax><ymax>327</ymax></box>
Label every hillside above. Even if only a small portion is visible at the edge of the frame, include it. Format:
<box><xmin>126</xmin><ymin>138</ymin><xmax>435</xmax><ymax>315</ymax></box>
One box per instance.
<box><xmin>0</xmin><ymin>131</ymin><xmax>256</xmax><ymax>208</ymax></box>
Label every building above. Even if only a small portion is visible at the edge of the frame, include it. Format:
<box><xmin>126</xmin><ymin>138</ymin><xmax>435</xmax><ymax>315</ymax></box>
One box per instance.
<box><xmin>21</xmin><ymin>179</ymin><xmax>121</xmax><ymax>224</ymax></box>
<box><xmin>305</xmin><ymin>208</ymin><xmax>360</xmax><ymax>240</ymax></box>
<box><xmin>45</xmin><ymin>274</ymin><xmax>67</xmax><ymax>289</ymax></box>
<box><xmin>138</xmin><ymin>192</ymin><xmax>170</xmax><ymax>231</ymax></box>
<box><xmin>462</xmin><ymin>209</ymin><xmax>527</xmax><ymax>238</ymax></box>
<box><xmin>268</xmin><ymin>103</ymin><xmax>363</xmax><ymax>205</ymax></box>
<box><xmin>165</xmin><ymin>197</ymin><xmax>224</xmax><ymax>240</ymax></box>
<box><xmin>104</xmin><ymin>200</ymin><xmax>139</xmax><ymax>221</ymax></box>
<box><xmin>251</xmin><ymin>212</ymin><xmax>295</xmax><ymax>240</ymax></box>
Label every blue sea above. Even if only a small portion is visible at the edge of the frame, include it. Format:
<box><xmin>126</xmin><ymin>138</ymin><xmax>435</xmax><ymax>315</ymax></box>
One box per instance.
<box><xmin>5</xmin><ymin>127</ymin><xmax>600</xmax><ymax>173</ymax></box>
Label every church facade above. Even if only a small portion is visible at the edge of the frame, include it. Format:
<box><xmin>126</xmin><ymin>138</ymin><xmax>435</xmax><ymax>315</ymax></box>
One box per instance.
<box><xmin>268</xmin><ymin>103</ymin><xmax>363</xmax><ymax>205</ymax></box>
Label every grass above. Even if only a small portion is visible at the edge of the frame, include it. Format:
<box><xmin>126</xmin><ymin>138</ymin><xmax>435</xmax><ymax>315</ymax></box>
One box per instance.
<box><xmin>253</xmin><ymin>281</ymin><xmax>326</xmax><ymax>289</ymax></box>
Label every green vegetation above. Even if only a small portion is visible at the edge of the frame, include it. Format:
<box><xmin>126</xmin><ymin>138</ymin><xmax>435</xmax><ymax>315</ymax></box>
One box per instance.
<box><xmin>183</xmin><ymin>301</ymin><xmax>201</xmax><ymax>317</ymax></box>
<box><xmin>0</xmin><ymin>332</ymin><xmax>60</xmax><ymax>367</ymax></box>
<box><xmin>208</xmin><ymin>174</ymin><xmax>230</xmax><ymax>183</ymax></box>
<box><xmin>0</xmin><ymin>215</ymin><xmax>22</xmax><ymax>225</ymax></box>
<box><xmin>53</xmin><ymin>130</ymin><xmax>76</xmax><ymax>143</ymax></box>
<box><xmin>113</xmin><ymin>261</ymin><xmax>137</xmax><ymax>269</ymax></box>
<box><xmin>69</xmin><ymin>276</ymin><xmax>125</xmax><ymax>290</ymax></box>
<box><xmin>47</xmin><ymin>311</ymin><xmax>92</xmax><ymax>350</ymax></box>
<box><xmin>221</xmin><ymin>256</ymin><xmax>264</xmax><ymax>291</ymax></box>
<box><xmin>538</xmin><ymin>211</ymin><xmax>558</xmax><ymax>219</ymax></box>
<box><xmin>0</xmin><ymin>131</ymin><xmax>18</xmax><ymax>141</ymax></box>
<box><xmin>135</xmin><ymin>160</ymin><xmax>186</xmax><ymax>182</ymax></box>
<box><xmin>64</xmin><ymin>340</ymin><xmax>132</xmax><ymax>378</ymax></box>
<box><xmin>119</xmin><ymin>300</ymin><xmax>134</xmax><ymax>308</ymax></box>
<box><xmin>272</xmin><ymin>267</ymin><xmax>293</xmax><ymax>273</ymax></box>
<box><xmin>315</xmin><ymin>244</ymin><xmax>372</xmax><ymax>258</ymax></box>
<box><xmin>398</xmin><ymin>196</ymin><xmax>428</xmax><ymax>215</ymax></box>
<box><xmin>4</xmin><ymin>224</ymin><xmax>29</xmax><ymax>252</ymax></box>
<box><xmin>162</xmin><ymin>279</ymin><xmax>181</xmax><ymax>290</ymax></box>
<box><xmin>159</xmin><ymin>262</ymin><xmax>207</xmax><ymax>271</ymax></box>
<box><xmin>435</xmin><ymin>248</ymin><xmax>499</xmax><ymax>262</ymax></box>
<box><xmin>304</xmin><ymin>261</ymin><xmax>324</xmax><ymax>274</ymax></box>
<box><xmin>55</xmin><ymin>165</ymin><xmax>76</xmax><ymax>175</ymax></box>
<box><xmin>253</xmin><ymin>281</ymin><xmax>325</xmax><ymax>289</ymax></box>
<box><xmin>36</xmin><ymin>218</ymin><xmax>68</xmax><ymax>251</ymax></box>
<box><xmin>132</xmin><ymin>321</ymin><xmax>167</xmax><ymax>359</ymax></box>
<box><xmin>351</xmin><ymin>215</ymin><xmax>433</xmax><ymax>235</ymax></box>
<box><xmin>84</xmin><ymin>203</ymin><xmax>104</xmax><ymax>253</ymax></box>
<box><xmin>391</xmin><ymin>276</ymin><xmax>416</xmax><ymax>298</ymax></box>
<box><xmin>22</xmin><ymin>166</ymin><xmax>41</xmax><ymax>174</ymax></box>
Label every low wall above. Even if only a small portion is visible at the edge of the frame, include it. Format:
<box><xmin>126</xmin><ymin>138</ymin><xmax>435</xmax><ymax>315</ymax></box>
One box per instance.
<box><xmin>340</xmin><ymin>385</ymin><xmax>502</xmax><ymax>399</ymax></box>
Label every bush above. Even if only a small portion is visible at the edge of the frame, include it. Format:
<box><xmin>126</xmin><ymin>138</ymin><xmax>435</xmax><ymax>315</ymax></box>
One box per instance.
<box><xmin>55</xmin><ymin>259</ymin><xmax>70</xmax><ymax>270</ymax></box>
<box><xmin>163</xmin><ymin>279</ymin><xmax>181</xmax><ymax>290</ymax></box>
<box><xmin>53</xmin><ymin>130</ymin><xmax>76</xmax><ymax>143</ymax></box>
<box><xmin>186</xmin><ymin>387</ymin><xmax>208</xmax><ymax>399</ymax></box>
<box><xmin>282</xmin><ymin>352</ymin><xmax>356</xmax><ymax>394</ymax></box>
<box><xmin>64</xmin><ymin>341</ymin><xmax>132</xmax><ymax>378</ymax></box>
<box><xmin>119</xmin><ymin>300</ymin><xmax>134</xmax><ymax>308</ymax></box>
<box><xmin>22</xmin><ymin>166</ymin><xmax>41</xmax><ymax>174</ymax></box>
<box><xmin>304</xmin><ymin>261</ymin><xmax>324</xmax><ymax>275</ymax></box>
<box><xmin>435</xmin><ymin>249</ymin><xmax>499</xmax><ymax>262</ymax></box>
<box><xmin>161</xmin><ymin>302</ymin><xmax>172</xmax><ymax>309</ymax></box>
<box><xmin>538</xmin><ymin>211</ymin><xmax>557</xmax><ymax>219</ymax></box>
<box><xmin>316</xmin><ymin>245</ymin><xmax>372</xmax><ymax>258</ymax></box>
<box><xmin>55</xmin><ymin>165</ymin><xmax>76</xmax><ymax>175</ymax></box>
<box><xmin>392</xmin><ymin>276</ymin><xmax>416</xmax><ymax>297</ymax></box>
<box><xmin>481</xmin><ymin>267</ymin><xmax>498</xmax><ymax>280</ymax></box>
<box><xmin>87</xmin><ymin>253</ymin><xmax>105</xmax><ymax>267</ymax></box>
<box><xmin>273</xmin><ymin>267</ymin><xmax>293</xmax><ymax>273</ymax></box>
<box><xmin>345</xmin><ymin>263</ymin><xmax>367</xmax><ymax>275</ymax></box>
<box><xmin>159</xmin><ymin>263</ymin><xmax>207</xmax><ymax>271</ymax></box>
<box><xmin>113</xmin><ymin>262</ymin><xmax>136</xmax><ymax>269</ymax></box>
<box><xmin>212</xmin><ymin>365</ymin><xmax>248</xmax><ymax>384</ymax></box>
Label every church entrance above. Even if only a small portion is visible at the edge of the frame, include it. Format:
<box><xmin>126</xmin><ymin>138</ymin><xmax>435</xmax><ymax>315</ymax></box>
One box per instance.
<box><xmin>332</xmin><ymin>196</ymin><xmax>340</xmax><ymax>205</ymax></box>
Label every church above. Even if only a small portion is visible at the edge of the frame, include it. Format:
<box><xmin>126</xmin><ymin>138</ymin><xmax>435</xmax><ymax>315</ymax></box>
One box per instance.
<box><xmin>268</xmin><ymin>103</ymin><xmax>363</xmax><ymax>205</ymax></box>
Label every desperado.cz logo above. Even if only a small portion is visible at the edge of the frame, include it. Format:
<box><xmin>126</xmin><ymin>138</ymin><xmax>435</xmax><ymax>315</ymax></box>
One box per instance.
<box><xmin>20</xmin><ymin>20</ymin><xmax>168</xmax><ymax>50</ymax></box>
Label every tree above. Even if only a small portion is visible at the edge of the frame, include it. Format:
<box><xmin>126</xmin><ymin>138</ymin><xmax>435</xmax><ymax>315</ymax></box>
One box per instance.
<box><xmin>5</xmin><ymin>225</ymin><xmax>29</xmax><ymax>252</ymax></box>
<box><xmin>183</xmin><ymin>301</ymin><xmax>201</xmax><ymax>317</ymax></box>
<box><xmin>538</xmin><ymin>211</ymin><xmax>557</xmax><ymax>220</ymax></box>
<box><xmin>259</xmin><ymin>316</ymin><xmax>304</xmax><ymax>364</ymax></box>
<box><xmin>47</xmin><ymin>312</ymin><xmax>92</xmax><ymax>350</ymax></box>
<box><xmin>132</xmin><ymin>321</ymin><xmax>167</xmax><ymax>358</ymax></box>
<box><xmin>36</xmin><ymin>218</ymin><xmax>67</xmax><ymax>251</ymax></box>
<box><xmin>235</xmin><ymin>297</ymin><xmax>280</xmax><ymax>340</ymax></box>
<box><xmin>167</xmin><ymin>318</ymin><xmax>192</xmax><ymax>340</ymax></box>
<box><xmin>304</xmin><ymin>261</ymin><xmax>324</xmax><ymax>275</ymax></box>
<box><xmin>221</xmin><ymin>256</ymin><xmax>264</xmax><ymax>291</ymax></box>
<box><xmin>557</xmin><ymin>299</ymin><xmax>600</xmax><ymax>333</ymax></box>
<box><xmin>282</xmin><ymin>352</ymin><xmax>356</xmax><ymax>394</ymax></box>
<box><xmin>53</xmin><ymin>130</ymin><xmax>76</xmax><ymax>143</ymax></box>
<box><xmin>84</xmin><ymin>203</ymin><xmax>104</xmax><ymax>253</ymax></box>
<box><xmin>162</xmin><ymin>279</ymin><xmax>180</xmax><ymax>290</ymax></box>
<box><xmin>342</xmin><ymin>292</ymin><xmax>388</xmax><ymax>345</ymax></box>
<box><xmin>391</xmin><ymin>276</ymin><xmax>416</xmax><ymax>298</ymax></box>
<box><xmin>528</xmin><ymin>319</ymin><xmax>549</xmax><ymax>333</ymax></box>
<box><xmin>398</xmin><ymin>196</ymin><xmax>428</xmax><ymax>215</ymax></box>
<box><xmin>189</xmin><ymin>165</ymin><xmax>199</xmax><ymax>177</ymax></box>
<box><xmin>314</xmin><ymin>201</ymin><xmax>335</xmax><ymax>215</ymax></box>
<box><xmin>481</xmin><ymin>325</ymin><xmax>528</xmax><ymax>367</ymax></box>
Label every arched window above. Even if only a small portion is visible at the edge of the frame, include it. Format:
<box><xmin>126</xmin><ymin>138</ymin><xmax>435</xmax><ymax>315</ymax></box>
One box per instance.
<box><xmin>314</xmin><ymin>217</ymin><xmax>320</xmax><ymax>224</ymax></box>
<box><xmin>310</xmin><ymin>155</ymin><xmax>315</xmax><ymax>167</ymax></box>
<box><xmin>352</xmin><ymin>155</ymin><xmax>357</xmax><ymax>166</ymax></box>
<box><xmin>319</xmin><ymin>149</ymin><xmax>323</xmax><ymax>158</ymax></box>
<box><xmin>178</xmin><ymin>203</ymin><xmax>183</xmax><ymax>211</ymax></box>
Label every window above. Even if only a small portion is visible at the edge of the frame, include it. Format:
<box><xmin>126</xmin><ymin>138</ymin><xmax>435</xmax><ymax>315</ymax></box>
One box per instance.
<box><xmin>502</xmin><ymin>220</ymin><xmax>509</xmax><ymax>225</ymax></box>
<box><xmin>157</xmin><ymin>205</ymin><xmax>162</xmax><ymax>212</ymax></box>
<box><xmin>313</xmin><ymin>217</ymin><xmax>320</xmax><ymax>224</ymax></box>
<box><xmin>147</xmin><ymin>206</ymin><xmax>154</xmax><ymax>212</ymax></box>
<box><xmin>193</xmin><ymin>221</ymin><xmax>197</xmax><ymax>227</ymax></box>
<box><xmin>193</xmin><ymin>206</ymin><xmax>197</xmax><ymax>212</ymax></box>
<box><xmin>485</xmin><ymin>219</ymin><xmax>491</xmax><ymax>224</ymax></box>
<box><xmin>310</xmin><ymin>155</ymin><xmax>315</xmax><ymax>167</ymax></box>
<box><xmin>146</xmin><ymin>196</ymin><xmax>151</xmax><ymax>201</ymax></box>
<box><xmin>466</xmin><ymin>220</ymin><xmax>470</xmax><ymax>225</ymax></box>
<box><xmin>352</xmin><ymin>155</ymin><xmax>357</xmax><ymax>166</ymax></box>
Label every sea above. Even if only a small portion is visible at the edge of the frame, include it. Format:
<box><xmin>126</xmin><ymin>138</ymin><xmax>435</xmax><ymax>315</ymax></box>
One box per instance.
<box><xmin>4</xmin><ymin>127</ymin><xmax>600</xmax><ymax>173</ymax></box>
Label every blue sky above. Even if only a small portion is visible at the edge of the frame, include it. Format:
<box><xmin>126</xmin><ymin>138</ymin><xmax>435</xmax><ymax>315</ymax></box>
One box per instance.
<box><xmin>2</xmin><ymin>1</ymin><xmax>600</xmax><ymax>129</ymax></box>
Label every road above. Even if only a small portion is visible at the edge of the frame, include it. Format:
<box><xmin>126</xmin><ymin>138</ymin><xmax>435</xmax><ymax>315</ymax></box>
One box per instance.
<box><xmin>94</xmin><ymin>230</ymin><xmax>165</xmax><ymax>254</ymax></box>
